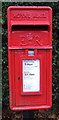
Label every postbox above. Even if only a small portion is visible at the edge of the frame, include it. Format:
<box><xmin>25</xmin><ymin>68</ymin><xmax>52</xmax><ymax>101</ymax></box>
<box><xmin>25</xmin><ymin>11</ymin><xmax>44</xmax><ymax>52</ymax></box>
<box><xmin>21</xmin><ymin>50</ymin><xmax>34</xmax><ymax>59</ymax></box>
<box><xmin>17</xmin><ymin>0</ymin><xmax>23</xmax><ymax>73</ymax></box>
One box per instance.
<box><xmin>7</xmin><ymin>6</ymin><xmax>52</xmax><ymax>110</ymax></box>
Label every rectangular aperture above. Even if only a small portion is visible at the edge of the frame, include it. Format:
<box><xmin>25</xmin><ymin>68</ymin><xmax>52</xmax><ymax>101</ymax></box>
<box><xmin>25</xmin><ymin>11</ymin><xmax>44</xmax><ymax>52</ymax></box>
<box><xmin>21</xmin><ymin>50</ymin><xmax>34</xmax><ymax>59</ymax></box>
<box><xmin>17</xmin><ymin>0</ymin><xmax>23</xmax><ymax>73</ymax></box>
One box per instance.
<box><xmin>12</xmin><ymin>25</ymin><xmax>49</xmax><ymax>31</ymax></box>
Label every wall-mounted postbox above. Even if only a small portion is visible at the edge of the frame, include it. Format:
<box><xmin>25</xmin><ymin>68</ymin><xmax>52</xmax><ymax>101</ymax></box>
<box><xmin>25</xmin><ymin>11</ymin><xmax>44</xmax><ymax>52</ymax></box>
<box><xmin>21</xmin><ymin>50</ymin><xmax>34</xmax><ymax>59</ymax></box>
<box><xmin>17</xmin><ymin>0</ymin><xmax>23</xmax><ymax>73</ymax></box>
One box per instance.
<box><xmin>7</xmin><ymin>6</ymin><xmax>52</xmax><ymax>110</ymax></box>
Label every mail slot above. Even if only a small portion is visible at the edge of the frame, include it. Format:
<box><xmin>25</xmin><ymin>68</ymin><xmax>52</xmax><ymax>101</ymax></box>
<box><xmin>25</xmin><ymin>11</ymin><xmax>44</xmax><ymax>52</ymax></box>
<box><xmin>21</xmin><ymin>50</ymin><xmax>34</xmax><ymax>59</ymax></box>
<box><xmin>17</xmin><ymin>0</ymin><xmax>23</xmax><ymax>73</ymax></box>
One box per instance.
<box><xmin>7</xmin><ymin>6</ymin><xmax>52</xmax><ymax>110</ymax></box>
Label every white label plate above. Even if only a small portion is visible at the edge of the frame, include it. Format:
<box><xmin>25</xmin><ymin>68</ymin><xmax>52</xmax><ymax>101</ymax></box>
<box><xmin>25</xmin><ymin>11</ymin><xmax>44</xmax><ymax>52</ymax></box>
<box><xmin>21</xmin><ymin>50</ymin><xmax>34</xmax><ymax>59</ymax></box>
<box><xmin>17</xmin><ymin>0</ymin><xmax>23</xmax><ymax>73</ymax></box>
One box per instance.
<box><xmin>23</xmin><ymin>59</ymin><xmax>40</xmax><ymax>92</ymax></box>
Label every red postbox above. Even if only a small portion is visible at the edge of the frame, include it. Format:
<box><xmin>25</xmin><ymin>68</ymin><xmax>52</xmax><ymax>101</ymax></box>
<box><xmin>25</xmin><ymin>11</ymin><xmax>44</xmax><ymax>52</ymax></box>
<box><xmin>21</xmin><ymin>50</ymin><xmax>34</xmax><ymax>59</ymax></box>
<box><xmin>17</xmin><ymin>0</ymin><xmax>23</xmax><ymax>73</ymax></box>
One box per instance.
<box><xmin>7</xmin><ymin>6</ymin><xmax>52</xmax><ymax>110</ymax></box>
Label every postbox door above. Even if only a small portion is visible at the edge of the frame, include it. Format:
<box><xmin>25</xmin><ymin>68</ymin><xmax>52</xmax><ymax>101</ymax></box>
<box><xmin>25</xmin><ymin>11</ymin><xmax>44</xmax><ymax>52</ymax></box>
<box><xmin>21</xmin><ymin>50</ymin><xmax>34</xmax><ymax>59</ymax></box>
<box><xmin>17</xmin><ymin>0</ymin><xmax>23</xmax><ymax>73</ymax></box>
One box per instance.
<box><xmin>13</xmin><ymin>49</ymin><xmax>48</xmax><ymax>106</ymax></box>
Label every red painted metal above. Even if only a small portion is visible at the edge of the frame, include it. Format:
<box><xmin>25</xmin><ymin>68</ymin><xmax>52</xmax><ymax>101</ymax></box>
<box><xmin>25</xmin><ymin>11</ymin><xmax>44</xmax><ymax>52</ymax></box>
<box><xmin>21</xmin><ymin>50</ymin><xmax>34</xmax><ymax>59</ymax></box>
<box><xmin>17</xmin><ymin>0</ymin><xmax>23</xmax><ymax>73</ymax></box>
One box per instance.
<box><xmin>7</xmin><ymin>6</ymin><xmax>52</xmax><ymax>110</ymax></box>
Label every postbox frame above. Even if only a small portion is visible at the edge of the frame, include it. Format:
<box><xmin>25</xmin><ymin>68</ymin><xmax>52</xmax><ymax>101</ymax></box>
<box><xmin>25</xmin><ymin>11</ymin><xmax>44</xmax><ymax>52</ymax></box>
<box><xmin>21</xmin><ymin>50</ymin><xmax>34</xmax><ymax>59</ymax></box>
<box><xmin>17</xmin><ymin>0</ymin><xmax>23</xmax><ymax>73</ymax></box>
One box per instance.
<box><xmin>7</xmin><ymin>6</ymin><xmax>52</xmax><ymax>111</ymax></box>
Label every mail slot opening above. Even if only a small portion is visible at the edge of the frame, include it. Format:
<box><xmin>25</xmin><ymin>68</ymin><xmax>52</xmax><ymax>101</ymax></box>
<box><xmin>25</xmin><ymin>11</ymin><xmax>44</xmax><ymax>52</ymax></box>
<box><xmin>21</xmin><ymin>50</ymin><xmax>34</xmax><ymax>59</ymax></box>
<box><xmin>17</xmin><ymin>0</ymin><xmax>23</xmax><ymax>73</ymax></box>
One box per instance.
<box><xmin>12</xmin><ymin>25</ymin><xmax>49</xmax><ymax>31</ymax></box>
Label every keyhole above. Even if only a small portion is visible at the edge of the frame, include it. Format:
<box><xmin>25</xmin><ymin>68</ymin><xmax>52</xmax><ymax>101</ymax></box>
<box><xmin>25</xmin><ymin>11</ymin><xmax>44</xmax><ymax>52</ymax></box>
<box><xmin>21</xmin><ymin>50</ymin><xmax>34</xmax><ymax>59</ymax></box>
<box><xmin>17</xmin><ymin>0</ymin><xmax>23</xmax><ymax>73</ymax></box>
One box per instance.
<box><xmin>18</xmin><ymin>77</ymin><xmax>20</xmax><ymax>80</ymax></box>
